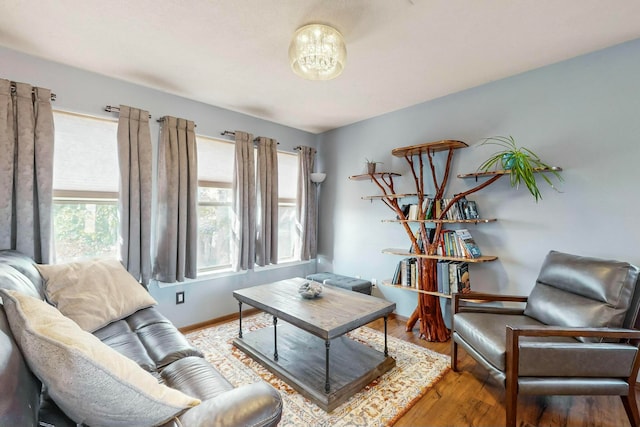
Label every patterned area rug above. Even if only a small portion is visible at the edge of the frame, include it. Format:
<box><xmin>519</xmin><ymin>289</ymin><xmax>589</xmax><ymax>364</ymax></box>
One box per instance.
<box><xmin>186</xmin><ymin>312</ymin><xmax>449</xmax><ymax>427</ymax></box>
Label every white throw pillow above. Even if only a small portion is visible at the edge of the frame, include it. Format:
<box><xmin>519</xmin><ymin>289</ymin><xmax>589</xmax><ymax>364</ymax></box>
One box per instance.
<box><xmin>0</xmin><ymin>289</ymin><xmax>200</xmax><ymax>427</ymax></box>
<box><xmin>36</xmin><ymin>258</ymin><xmax>157</xmax><ymax>332</ymax></box>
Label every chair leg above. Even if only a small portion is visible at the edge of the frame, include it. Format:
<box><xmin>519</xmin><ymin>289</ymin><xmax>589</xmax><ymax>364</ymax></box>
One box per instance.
<box><xmin>504</xmin><ymin>379</ymin><xmax>517</xmax><ymax>427</ymax></box>
<box><xmin>621</xmin><ymin>389</ymin><xmax>640</xmax><ymax>427</ymax></box>
<box><xmin>451</xmin><ymin>337</ymin><xmax>458</xmax><ymax>371</ymax></box>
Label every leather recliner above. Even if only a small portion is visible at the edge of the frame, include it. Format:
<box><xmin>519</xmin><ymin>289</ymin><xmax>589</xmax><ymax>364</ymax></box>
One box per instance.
<box><xmin>452</xmin><ymin>250</ymin><xmax>640</xmax><ymax>427</ymax></box>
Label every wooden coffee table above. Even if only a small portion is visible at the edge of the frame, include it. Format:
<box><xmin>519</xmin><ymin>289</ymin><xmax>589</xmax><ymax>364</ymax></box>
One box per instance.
<box><xmin>232</xmin><ymin>277</ymin><xmax>396</xmax><ymax>412</ymax></box>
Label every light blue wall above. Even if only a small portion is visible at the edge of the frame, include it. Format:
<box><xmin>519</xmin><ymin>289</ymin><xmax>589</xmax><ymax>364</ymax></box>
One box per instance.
<box><xmin>5</xmin><ymin>37</ymin><xmax>640</xmax><ymax>325</ymax></box>
<box><xmin>317</xmin><ymin>38</ymin><xmax>640</xmax><ymax>317</ymax></box>
<box><xmin>1</xmin><ymin>46</ymin><xmax>318</xmax><ymax>327</ymax></box>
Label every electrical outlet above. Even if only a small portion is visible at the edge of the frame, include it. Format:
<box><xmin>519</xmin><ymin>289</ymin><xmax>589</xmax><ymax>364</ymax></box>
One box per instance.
<box><xmin>176</xmin><ymin>291</ymin><xmax>185</xmax><ymax>305</ymax></box>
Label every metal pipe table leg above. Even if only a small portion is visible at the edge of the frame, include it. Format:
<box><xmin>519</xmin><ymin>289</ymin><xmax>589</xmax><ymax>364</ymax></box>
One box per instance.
<box><xmin>384</xmin><ymin>315</ymin><xmax>389</xmax><ymax>357</ymax></box>
<box><xmin>273</xmin><ymin>316</ymin><xmax>279</xmax><ymax>361</ymax></box>
<box><xmin>238</xmin><ymin>301</ymin><xmax>243</xmax><ymax>338</ymax></box>
<box><xmin>325</xmin><ymin>340</ymin><xmax>331</xmax><ymax>393</ymax></box>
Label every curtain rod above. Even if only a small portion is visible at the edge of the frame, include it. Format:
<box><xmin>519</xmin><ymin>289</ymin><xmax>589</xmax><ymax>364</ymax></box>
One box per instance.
<box><xmin>293</xmin><ymin>146</ymin><xmax>316</xmax><ymax>152</ymax></box>
<box><xmin>156</xmin><ymin>116</ymin><xmax>197</xmax><ymax>127</ymax></box>
<box><xmin>10</xmin><ymin>83</ymin><xmax>56</xmax><ymax>101</ymax></box>
<box><xmin>105</xmin><ymin>105</ymin><xmax>152</xmax><ymax>119</ymax></box>
<box><xmin>221</xmin><ymin>130</ymin><xmax>279</xmax><ymax>144</ymax></box>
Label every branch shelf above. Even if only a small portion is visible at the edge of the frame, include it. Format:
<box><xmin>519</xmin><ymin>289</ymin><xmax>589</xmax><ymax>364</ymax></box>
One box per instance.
<box><xmin>362</xmin><ymin>193</ymin><xmax>417</xmax><ymax>200</ymax></box>
<box><xmin>382</xmin><ymin>248</ymin><xmax>497</xmax><ymax>263</ymax></box>
<box><xmin>392</xmin><ymin>140</ymin><xmax>468</xmax><ymax>157</ymax></box>
<box><xmin>457</xmin><ymin>166</ymin><xmax>562</xmax><ymax>179</ymax></box>
<box><xmin>349</xmin><ymin>172</ymin><xmax>401</xmax><ymax>181</ymax></box>
<box><xmin>381</xmin><ymin>281</ymin><xmax>488</xmax><ymax>302</ymax></box>
<box><xmin>381</xmin><ymin>280</ymin><xmax>452</xmax><ymax>298</ymax></box>
<box><xmin>381</xmin><ymin>218</ymin><xmax>497</xmax><ymax>224</ymax></box>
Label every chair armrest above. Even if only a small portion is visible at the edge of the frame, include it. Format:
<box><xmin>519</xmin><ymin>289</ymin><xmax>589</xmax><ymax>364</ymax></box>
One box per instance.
<box><xmin>504</xmin><ymin>325</ymin><xmax>640</xmax><ymax>385</ymax></box>
<box><xmin>452</xmin><ymin>292</ymin><xmax>528</xmax><ymax>314</ymax></box>
<box><xmin>506</xmin><ymin>325</ymin><xmax>640</xmax><ymax>341</ymax></box>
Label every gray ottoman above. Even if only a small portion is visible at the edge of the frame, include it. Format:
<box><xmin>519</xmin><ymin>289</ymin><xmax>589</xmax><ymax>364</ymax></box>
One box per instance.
<box><xmin>306</xmin><ymin>272</ymin><xmax>372</xmax><ymax>295</ymax></box>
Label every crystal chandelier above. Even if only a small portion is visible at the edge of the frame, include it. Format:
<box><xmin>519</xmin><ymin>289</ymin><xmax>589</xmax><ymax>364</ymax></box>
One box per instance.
<box><xmin>289</xmin><ymin>24</ymin><xmax>346</xmax><ymax>81</ymax></box>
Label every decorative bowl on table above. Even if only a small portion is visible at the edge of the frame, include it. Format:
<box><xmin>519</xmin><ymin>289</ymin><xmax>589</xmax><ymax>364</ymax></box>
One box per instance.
<box><xmin>298</xmin><ymin>281</ymin><xmax>323</xmax><ymax>299</ymax></box>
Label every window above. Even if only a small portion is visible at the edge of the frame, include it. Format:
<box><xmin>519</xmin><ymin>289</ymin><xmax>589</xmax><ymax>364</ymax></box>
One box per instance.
<box><xmin>52</xmin><ymin>111</ymin><xmax>119</xmax><ymax>263</ymax></box>
<box><xmin>196</xmin><ymin>137</ymin><xmax>235</xmax><ymax>271</ymax></box>
<box><xmin>276</xmin><ymin>151</ymin><xmax>299</xmax><ymax>263</ymax></box>
<box><xmin>196</xmin><ymin>136</ymin><xmax>299</xmax><ymax>272</ymax></box>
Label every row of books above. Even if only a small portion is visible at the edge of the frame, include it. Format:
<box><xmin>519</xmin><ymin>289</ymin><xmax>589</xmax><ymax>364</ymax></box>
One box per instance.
<box><xmin>391</xmin><ymin>258</ymin><xmax>418</xmax><ymax>288</ymax></box>
<box><xmin>435</xmin><ymin>228</ymin><xmax>482</xmax><ymax>258</ymax></box>
<box><xmin>438</xmin><ymin>197</ymin><xmax>480</xmax><ymax>221</ymax></box>
<box><xmin>390</xmin><ymin>258</ymin><xmax>472</xmax><ymax>295</ymax></box>
<box><xmin>399</xmin><ymin>197</ymin><xmax>480</xmax><ymax>221</ymax></box>
<box><xmin>437</xmin><ymin>261</ymin><xmax>471</xmax><ymax>294</ymax></box>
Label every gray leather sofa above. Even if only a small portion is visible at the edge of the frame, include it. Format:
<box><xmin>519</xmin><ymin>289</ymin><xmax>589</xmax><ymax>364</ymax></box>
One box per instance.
<box><xmin>0</xmin><ymin>249</ymin><xmax>282</xmax><ymax>427</ymax></box>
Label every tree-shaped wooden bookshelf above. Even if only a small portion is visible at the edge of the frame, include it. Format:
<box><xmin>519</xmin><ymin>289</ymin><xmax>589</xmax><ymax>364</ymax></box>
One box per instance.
<box><xmin>351</xmin><ymin>140</ymin><xmax>504</xmax><ymax>342</ymax></box>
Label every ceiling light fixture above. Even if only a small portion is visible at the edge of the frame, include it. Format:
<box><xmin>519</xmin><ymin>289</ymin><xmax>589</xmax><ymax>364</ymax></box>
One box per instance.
<box><xmin>289</xmin><ymin>24</ymin><xmax>346</xmax><ymax>81</ymax></box>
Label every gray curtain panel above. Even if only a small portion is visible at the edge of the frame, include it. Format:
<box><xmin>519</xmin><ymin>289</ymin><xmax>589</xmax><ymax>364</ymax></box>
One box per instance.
<box><xmin>154</xmin><ymin>116</ymin><xmax>198</xmax><ymax>282</ymax></box>
<box><xmin>0</xmin><ymin>79</ymin><xmax>54</xmax><ymax>263</ymax></box>
<box><xmin>232</xmin><ymin>131</ymin><xmax>256</xmax><ymax>271</ymax></box>
<box><xmin>117</xmin><ymin>105</ymin><xmax>152</xmax><ymax>285</ymax></box>
<box><xmin>296</xmin><ymin>146</ymin><xmax>316</xmax><ymax>260</ymax></box>
<box><xmin>255</xmin><ymin>137</ymin><xmax>278</xmax><ymax>266</ymax></box>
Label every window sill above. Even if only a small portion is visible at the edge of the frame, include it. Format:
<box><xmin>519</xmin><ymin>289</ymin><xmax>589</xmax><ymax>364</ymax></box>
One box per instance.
<box><xmin>153</xmin><ymin>259</ymin><xmax>313</xmax><ymax>288</ymax></box>
<box><xmin>253</xmin><ymin>258</ymin><xmax>310</xmax><ymax>272</ymax></box>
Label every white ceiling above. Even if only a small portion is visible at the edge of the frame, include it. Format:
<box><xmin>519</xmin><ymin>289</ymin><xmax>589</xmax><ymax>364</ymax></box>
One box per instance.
<box><xmin>2</xmin><ymin>1</ymin><xmax>640</xmax><ymax>134</ymax></box>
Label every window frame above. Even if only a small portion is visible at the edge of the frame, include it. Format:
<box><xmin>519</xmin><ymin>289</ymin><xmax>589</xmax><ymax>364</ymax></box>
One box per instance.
<box><xmin>195</xmin><ymin>135</ymin><xmax>301</xmax><ymax>273</ymax></box>
<box><xmin>51</xmin><ymin>110</ymin><xmax>120</xmax><ymax>263</ymax></box>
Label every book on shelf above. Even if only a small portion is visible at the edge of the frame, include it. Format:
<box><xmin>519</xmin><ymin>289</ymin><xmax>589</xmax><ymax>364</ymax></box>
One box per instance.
<box><xmin>397</xmin><ymin>204</ymin><xmax>411</xmax><ymax>220</ymax></box>
<box><xmin>399</xmin><ymin>259</ymin><xmax>408</xmax><ymax>286</ymax></box>
<box><xmin>395</xmin><ymin>257</ymin><xmax>417</xmax><ymax>288</ymax></box>
<box><xmin>437</xmin><ymin>260</ymin><xmax>450</xmax><ymax>294</ymax></box>
<box><xmin>397</xmin><ymin>197</ymin><xmax>480</xmax><ymax>221</ymax></box>
<box><xmin>436</xmin><ymin>261</ymin><xmax>470</xmax><ymax>295</ymax></box>
<box><xmin>392</xmin><ymin>260</ymin><xmax>402</xmax><ymax>285</ymax></box>
<box><xmin>410</xmin><ymin>259</ymin><xmax>417</xmax><ymax>288</ymax></box>
<box><xmin>455</xmin><ymin>229</ymin><xmax>482</xmax><ymax>258</ymax></box>
<box><xmin>434</xmin><ymin>196</ymin><xmax>481</xmax><ymax>221</ymax></box>
<box><xmin>408</xmin><ymin>204</ymin><xmax>419</xmax><ymax>221</ymax></box>
<box><xmin>424</xmin><ymin>198</ymin><xmax>435</xmax><ymax>220</ymax></box>
<box><xmin>465</xmin><ymin>200</ymin><xmax>479</xmax><ymax>219</ymax></box>
<box><xmin>456</xmin><ymin>262</ymin><xmax>471</xmax><ymax>293</ymax></box>
<box><xmin>434</xmin><ymin>228</ymin><xmax>482</xmax><ymax>259</ymax></box>
<box><xmin>409</xmin><ymin>230</ymin><xmax>425</xmax><ymax>253</ymax></box>
<box><xmin>448</xmin><ymin>261</ymin><xmax>459</xmax><ymax>294</ymax></box>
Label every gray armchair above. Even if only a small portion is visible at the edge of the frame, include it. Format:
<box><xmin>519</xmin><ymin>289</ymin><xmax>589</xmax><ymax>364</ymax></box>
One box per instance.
<box><xmin>452</xmin><ymin>250</ymin><xmax>640</xmax><ymax>427</ymax></box>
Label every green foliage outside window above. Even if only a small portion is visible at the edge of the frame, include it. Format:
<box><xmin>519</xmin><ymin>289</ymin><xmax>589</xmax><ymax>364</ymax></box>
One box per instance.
<box><xmin>53</xmin><ymin>202</ymin><xmax>118</xmax><ymax>263</ymax></box>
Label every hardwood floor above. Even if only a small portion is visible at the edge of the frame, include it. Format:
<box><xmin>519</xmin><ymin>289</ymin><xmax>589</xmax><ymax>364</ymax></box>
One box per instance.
<box><xmin>366</xmin><ymin>315</ymin><xmax>636</xmax><ymax>427</ymax></box>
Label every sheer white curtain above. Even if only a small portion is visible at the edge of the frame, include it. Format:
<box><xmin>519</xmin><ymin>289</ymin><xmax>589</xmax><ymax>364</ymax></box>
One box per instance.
<box><xmin>117</xmin><ymin>105</ymin><xmax>152</xmax><ymax>285</ymax></box>
<box><xmin>154</xmin><ymin>117</ymin><xmax>198</xmax><ymax>282</ymax></box>
<box><xmin>0</xmin><ymin>79</ymin><xmax>54</xmax><ymax>263</ymax></box>
<box><xmin>255</xmin><ymin>137</ymin><xmax>278</xmax><ymax>266</ymax></box>
<box><xmin>231</xmin><ymin>131</ymin><xmax>256</xmax><ymax>271</ymax></box>
<box><xmin>296</xmin><ymin>146</ymin><xmax>316</xmax><ymax>260</ymax></box>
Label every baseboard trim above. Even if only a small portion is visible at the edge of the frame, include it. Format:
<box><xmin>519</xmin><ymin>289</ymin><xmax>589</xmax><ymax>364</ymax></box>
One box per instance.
<box><xmin>179</xmin><ymin>308</ymin><xmax>260</xmax><ymax>333</ymax></box>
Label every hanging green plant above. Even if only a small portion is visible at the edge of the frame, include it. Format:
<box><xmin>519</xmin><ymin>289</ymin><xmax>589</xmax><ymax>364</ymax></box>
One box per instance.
<box><xmin>477</xmin><ymin>135</ymin><xmax>562</xmax><ymax>202</ymax></box>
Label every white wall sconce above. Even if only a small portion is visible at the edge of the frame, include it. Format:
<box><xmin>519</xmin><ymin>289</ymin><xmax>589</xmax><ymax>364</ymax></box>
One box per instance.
<box><xmin>310</xmin><ymin>172</ymin><xmax>327</xmax><ymax>184</ymax></box>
